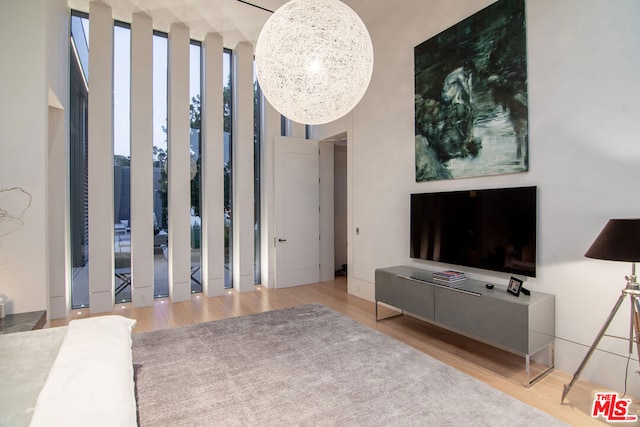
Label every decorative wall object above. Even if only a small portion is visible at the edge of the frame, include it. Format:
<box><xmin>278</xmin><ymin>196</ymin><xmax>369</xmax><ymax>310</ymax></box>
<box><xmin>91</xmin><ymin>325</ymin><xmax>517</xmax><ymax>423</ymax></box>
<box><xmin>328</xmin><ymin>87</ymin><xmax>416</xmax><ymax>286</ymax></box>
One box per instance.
<box><xmin>0</xmin><ymin>187</ymin><xmax>32</xmax><ymax>238</ymax></box>
<box><xmin>414</xmin><ymin>0</ymin><xmax>528</xmax><ymax>181</ymax></box>
<box><xmin>0</xmin><ymin>186</ymin><xmax>32</xmax><ymax>266</ymax></box>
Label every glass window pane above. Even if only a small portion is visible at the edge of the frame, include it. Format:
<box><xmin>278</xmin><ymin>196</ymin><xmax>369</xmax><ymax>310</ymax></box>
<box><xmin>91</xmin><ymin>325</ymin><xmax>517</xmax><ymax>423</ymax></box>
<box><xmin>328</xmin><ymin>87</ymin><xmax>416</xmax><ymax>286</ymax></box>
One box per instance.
<box><xmin>113</xmin><ymin>23</ymin><xmax>132</xmax><ymax>303</ymax></box>
<box><xmin>190</xmin><ymin>42</ymin><xmax>202</xmax><ymax>294</ymax></box>
<box><xmin>70</xmin><ymin>13</ymin><xmax>90</xmax><ymax>309</ymax></box>
<box><xmin>224</xmin><ymin>49</ymin><xmax>233</xmax><ymax>289</ymax></box>
<box><xmin>153</xmin><ymin>33</ymin><xmax>169</xmax><ymax>299</ymax></box>
<box><xmin>253</xmin><ymin>61</ymin><xmax>261</xmax><ymax>285</ymax></box>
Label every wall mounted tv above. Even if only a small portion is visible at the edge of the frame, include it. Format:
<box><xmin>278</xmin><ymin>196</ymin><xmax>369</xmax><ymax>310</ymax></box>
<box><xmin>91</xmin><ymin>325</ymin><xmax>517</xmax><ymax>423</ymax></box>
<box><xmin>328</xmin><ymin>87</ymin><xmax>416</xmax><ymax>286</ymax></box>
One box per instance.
<box><xmin>410</xmin><ymin>186</ymin><xmax>537</xmax><ymax>277</ymax></box>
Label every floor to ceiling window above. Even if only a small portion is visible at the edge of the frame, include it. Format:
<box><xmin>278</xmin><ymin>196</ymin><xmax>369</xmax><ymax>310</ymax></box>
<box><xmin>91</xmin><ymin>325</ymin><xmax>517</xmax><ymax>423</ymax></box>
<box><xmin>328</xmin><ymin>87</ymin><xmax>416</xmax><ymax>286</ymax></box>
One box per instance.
<box><xmin>69</xmin><ymin>10</ymin><xmax>241</xmax><ymax>304</ymax></box>
<box><xmin>113</xmin><ymin>21</ymin><xmax>132</xmax><ymax>303</ymax></box>
<box><xmin>152</xmin><ymin>31</ymin><xmax>169</xmax><ymax>298</ymax></box>
<box><xmin>190</xmin><ymin>41</ymin><xmax>202</xmax><ymax>294</ymax></box>
<box><xmin>69</xmin><ymin>11</ymin><xmax>90</xmax><ymax>309</ymax></box>
<box><xmin>253</xmin><ymin>62</ymin><xmax>261</xmax><ymax>285</ymax></box>
<box><xmin>223</xmin><ymin>49</ymin><xmax>233</xmax><ymax>288</ymax></box>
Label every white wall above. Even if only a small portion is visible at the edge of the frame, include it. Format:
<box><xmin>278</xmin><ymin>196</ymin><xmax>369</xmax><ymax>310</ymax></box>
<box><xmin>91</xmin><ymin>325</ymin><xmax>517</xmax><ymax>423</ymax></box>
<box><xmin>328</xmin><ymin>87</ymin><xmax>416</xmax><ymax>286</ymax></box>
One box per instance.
<box><xmin>47</xmin><ymin>0</ymin><xmax>71</xmax><ymax>319</ymax></box>
<box><xmin>0</xmin><ymin>0</ymin><xmax>68</xmax><ymax>315</ymax></box>
<box><xmin>315</xmin><ymin>0</ymin><xmax>640</xmax><ymax>396</ymax></box>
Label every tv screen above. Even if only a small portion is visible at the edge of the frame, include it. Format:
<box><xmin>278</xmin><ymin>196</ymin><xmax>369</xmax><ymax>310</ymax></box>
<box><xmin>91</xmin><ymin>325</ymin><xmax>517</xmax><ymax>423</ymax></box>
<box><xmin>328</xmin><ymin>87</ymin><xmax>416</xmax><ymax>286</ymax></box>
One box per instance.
<box><xmin>410</xmin><ymin>186</ymin><xmax>537</xmax><ymax>277</ymax></box>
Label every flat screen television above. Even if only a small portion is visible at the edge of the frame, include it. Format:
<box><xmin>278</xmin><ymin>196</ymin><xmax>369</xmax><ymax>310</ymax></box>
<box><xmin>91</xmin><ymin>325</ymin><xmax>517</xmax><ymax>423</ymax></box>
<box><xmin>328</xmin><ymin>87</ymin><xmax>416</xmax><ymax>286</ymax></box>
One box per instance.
<box><xmin>410</xmin><ymin>186</ymin><xmax>537</xmax><ymax>277</ymax></box>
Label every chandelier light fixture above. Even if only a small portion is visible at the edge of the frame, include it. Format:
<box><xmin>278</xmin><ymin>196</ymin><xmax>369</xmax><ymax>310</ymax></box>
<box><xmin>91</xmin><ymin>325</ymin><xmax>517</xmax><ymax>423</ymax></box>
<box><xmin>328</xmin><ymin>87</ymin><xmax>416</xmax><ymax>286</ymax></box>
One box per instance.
<box><xmin>254</xmin><ymin>0</ymin><xmax>374</xmax><ymax>125</ymax></box>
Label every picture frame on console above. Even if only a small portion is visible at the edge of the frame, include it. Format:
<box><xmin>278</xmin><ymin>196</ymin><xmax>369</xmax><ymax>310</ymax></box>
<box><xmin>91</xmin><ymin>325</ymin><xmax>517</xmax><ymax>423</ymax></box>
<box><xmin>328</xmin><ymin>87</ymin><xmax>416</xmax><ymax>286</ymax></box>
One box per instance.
<box><xmin>507</xmin><ymin>276</ymin><xmax>523</xmax><ymax>297</ymax></box>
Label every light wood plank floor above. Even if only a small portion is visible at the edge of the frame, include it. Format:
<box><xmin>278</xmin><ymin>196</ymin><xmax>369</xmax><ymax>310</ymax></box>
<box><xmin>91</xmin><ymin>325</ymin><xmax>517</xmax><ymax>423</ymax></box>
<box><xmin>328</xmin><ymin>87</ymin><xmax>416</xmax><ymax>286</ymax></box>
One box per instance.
<box><xmin>51</xmin><ymin>277</ymin><xmax>639</xmax><ymax>426</ymax></box>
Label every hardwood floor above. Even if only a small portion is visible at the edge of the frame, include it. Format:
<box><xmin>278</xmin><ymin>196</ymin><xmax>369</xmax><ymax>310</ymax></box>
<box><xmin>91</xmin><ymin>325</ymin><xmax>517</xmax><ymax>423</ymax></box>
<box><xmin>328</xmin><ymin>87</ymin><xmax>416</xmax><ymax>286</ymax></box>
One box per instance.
<box><xmin>51</xmin><ymin>277</ymin><xmax>638</xmax><ymax>426</ymax></box>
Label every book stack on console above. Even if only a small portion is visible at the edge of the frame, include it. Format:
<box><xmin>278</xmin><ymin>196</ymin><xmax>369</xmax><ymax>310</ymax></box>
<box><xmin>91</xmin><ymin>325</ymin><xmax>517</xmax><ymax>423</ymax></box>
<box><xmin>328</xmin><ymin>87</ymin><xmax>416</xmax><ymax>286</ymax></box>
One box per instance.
<box><xmin>432</xmin><ymin>270</ymin><xmax>467</xmax><ymax>283</ymax></box>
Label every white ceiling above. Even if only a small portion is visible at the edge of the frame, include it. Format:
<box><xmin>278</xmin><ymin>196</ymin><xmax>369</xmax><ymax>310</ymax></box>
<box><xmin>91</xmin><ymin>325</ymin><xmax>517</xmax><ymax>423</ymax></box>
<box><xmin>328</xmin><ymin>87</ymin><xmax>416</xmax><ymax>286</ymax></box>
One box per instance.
<box><xmin>67</xmin><ymin>0</ymin><xmax>378</xmax><ymax>49</ymax></box>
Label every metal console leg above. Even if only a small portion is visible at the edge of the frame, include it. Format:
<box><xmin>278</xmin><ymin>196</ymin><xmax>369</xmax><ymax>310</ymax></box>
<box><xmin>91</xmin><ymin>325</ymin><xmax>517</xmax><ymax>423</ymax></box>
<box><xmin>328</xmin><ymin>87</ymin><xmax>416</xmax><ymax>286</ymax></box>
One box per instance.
<box><xmin>525</xmin><ymin>342</ymin><xmax>555</xmax><ymax>387</ymax></box>
<box><xmin>375</xmin><ymin>301</ymin><xmax>404</xmax><ymax>321</ymax></box>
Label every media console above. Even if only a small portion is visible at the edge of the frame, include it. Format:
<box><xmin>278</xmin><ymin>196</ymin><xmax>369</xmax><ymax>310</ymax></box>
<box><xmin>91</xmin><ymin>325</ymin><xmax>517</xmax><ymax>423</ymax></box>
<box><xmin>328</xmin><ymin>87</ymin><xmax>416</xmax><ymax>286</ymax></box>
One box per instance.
<box><xmin>375</xmin><ymin>266</ymin><xmax>555</xmax><ymax>386</ymax></box>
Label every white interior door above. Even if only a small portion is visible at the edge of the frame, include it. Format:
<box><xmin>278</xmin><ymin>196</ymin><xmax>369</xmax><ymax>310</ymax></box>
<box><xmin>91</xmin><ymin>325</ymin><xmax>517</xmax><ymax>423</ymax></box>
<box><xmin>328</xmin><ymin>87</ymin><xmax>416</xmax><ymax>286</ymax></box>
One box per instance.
<box><xmin>274</xmin><ymin>136</ymin><xmax>319</xmax><ymax>288</ymax></box>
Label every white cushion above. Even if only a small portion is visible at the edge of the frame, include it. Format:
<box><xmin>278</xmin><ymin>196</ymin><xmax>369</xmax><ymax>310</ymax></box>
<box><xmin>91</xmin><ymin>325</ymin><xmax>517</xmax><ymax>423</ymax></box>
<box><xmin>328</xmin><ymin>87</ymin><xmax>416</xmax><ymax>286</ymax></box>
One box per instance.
<box><xmin>30</xmin><ymin>315</ymin><xmax>137</xmax><ymax>427</ymax></box>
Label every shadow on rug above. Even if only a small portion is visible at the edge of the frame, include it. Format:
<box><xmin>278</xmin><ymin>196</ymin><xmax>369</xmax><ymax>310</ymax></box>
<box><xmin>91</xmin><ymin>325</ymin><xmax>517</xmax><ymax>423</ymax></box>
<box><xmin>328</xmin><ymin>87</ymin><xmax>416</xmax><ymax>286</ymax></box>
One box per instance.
<box><xmin>133</xmin><ymin>303</ymin><xmax>567</xmax><ymax>426</ymax></box>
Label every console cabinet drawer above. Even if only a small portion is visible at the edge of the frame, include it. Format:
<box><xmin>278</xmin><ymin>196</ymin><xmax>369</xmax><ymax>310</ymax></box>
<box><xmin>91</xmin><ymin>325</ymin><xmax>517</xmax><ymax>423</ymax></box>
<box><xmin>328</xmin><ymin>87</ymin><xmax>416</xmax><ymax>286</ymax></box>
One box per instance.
<box><xmin>375</xmin><ymin>270</ymin><xmax>435</xmax><ymax>320</ymax></box>
<box><xmin>434</xmin><ymin>287</ymin><xmax>528</xmax><ymax>353</ymax></box>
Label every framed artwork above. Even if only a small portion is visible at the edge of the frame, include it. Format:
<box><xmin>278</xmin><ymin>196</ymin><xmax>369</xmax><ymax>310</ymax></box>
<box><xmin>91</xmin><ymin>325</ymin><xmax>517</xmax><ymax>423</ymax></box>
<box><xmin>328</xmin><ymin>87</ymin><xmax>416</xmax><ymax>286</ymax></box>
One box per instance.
<box><xmin>414</xmin><ymin>0</ymin><xmax>528</xmax><ymax>181</ymax></box>
<box><xmin>507</xmin><ymin>276</ymin><xmax>523</xmax><ymax>297</ymax></box>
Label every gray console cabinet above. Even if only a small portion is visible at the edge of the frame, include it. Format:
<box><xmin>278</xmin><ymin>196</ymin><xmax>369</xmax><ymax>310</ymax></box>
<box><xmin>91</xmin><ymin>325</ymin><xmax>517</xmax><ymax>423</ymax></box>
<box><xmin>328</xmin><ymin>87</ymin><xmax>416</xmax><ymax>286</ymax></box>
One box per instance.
<box><xmin>375</xmin><ymin>266</ymin><xmax>555</xmax><ymax>386</ymax></box>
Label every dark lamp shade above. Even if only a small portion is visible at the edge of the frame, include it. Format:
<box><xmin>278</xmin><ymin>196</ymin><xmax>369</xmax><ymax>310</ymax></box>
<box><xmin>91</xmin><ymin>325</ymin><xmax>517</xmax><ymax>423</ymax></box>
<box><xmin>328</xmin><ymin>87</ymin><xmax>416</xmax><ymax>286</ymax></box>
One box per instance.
<box><xmin>585</xmin><ymin>219</ymin><xmax>640</xmax><ymax>262</ymax></box>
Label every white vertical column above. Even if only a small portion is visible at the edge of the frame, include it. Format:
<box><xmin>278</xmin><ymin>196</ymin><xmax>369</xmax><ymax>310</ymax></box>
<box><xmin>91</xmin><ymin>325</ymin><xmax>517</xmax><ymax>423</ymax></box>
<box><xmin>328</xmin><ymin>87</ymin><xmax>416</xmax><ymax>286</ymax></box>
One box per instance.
<box><xmin>232</xmin><ymin>42</ymin><xmax>255</xmax><ymax>292</ymax></box>
<box><xmin>88</xmin><ymin>2</ymin><xmax>114</xmax><ymax>313</ymax></box>
<box><xmin>289</xmin><ymin>120</ymin><xmax>306</xmax><ymax>139</ymax></box>
<box><xmin>48</xmin><ymin>99</ymin><xmax>68</xmax><ymax>318</ymax></box>
<box><xmin>168</xmin><ymin>23</ymin><xmax>191</xmax><ymax>302</ymax></box>
<box><xmin>130</xmin><ymin>12</ymin><xmax>154</xmax><ymax>307</ymax></box>
<box><xmin>201</xmin><ymin>32</ymin><xmax>225</xmax><ymax>297</ymax></box>
<box><xmin>261</xmin><ymin>101</ymin><xmax>280</xmax><ymax>288</ymax></box>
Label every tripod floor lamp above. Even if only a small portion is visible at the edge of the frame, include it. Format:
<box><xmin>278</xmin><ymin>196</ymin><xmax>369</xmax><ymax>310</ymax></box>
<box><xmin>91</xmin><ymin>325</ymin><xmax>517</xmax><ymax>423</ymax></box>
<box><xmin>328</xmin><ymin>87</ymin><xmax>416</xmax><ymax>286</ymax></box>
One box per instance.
<box><xmin>562</xmin><ymin>219</ymin><xmax>640</xmax><ymax>403</ymax></box>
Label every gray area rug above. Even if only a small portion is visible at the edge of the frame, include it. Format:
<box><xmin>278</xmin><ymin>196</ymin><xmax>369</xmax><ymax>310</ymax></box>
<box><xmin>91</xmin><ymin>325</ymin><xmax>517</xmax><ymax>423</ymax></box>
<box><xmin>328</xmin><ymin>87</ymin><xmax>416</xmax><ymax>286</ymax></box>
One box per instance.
<box><xmin>132</xmin><ymin>303</ymin><xmax>567</xmax><ymax>426</ymax></box>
